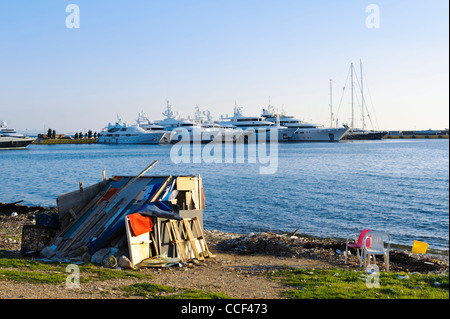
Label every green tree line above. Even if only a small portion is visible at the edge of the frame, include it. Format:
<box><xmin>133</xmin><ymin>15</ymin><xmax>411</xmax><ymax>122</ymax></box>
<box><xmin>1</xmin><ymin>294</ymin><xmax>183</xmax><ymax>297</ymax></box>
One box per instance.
<box><xmin>46</xmin><ymin>128</ymin><xmax>98</xmax><ymax>139</ymax></box>
<box><xmin>74</xmin><ymin>130</ymin><xmax>98</xmax><ymax>139</ymax></box>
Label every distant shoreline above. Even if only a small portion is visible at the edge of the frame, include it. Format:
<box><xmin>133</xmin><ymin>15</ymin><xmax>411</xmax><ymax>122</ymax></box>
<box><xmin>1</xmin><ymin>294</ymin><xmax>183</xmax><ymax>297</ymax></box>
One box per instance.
<box><xmin>29</xmin><ymin>136</ymin><xmax>449</xmax><ymax>144</ymax></box>
<box><xmin>1</xmin><ymin>201</ymin><xmax>447</xmax><ymax>258</ymax></box>
<box><xmin>32</xmin><ymin>138</ymin><xmax>97</xmax><ymax>144</ymax></box>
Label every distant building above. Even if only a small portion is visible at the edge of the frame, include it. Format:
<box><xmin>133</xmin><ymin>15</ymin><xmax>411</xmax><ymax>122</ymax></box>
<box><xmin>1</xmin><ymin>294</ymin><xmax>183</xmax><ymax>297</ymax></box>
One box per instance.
<box><xmin>37</xmin><ymin>133</ymin><xmax>67</xmax><ymax>140</ymax></box>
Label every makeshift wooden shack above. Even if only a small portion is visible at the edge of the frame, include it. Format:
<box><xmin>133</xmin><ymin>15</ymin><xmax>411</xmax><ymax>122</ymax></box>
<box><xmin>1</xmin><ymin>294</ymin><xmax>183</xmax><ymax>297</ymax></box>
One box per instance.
<box><xmin>41</xmin><ymin>164</ymin><xmax>213</xmax><ymax>267</ymax></box>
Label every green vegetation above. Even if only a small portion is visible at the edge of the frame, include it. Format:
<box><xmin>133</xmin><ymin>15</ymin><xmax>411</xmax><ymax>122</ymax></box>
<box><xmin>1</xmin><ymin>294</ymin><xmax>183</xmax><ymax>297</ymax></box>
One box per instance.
<box><xmin>47</xmin><ymin>128</ymin><xmax>56</xmax><ymax>139</ymax></box>
<box><xmin>0</xmin><ymin>251</ymin><xmax>231</xmax><ymax>298</ymax></box>
<box><xmin>78</xmin><ymin>263</ymin><xmax>149</xmax><ymax>282</ymax></box>
<box><xmin>0</xmin><ymin>268</ymin><xmax>68</xmax><ymax>284</ymax></box>
<box><xmin>122</xmin><ymin>282</ymin><xmax>231</xmax><ymax>299</ymax></box>
<box><xmin>267</xmin><ymin>267</ymin><xmax>449</xmax><ymax>299</ymax></box>
<box><xmin>74</xmin><ymin>131</ymin><xmax>97</xmax><ymax>139</ymax></box>
<box><xmin>0</xmin><ymin>251</ymin><xmax>148</xmax><ymax>285</ymax></box>
<box><xmin>1</xmin><ymin>250</ymin><xmax>447</xmax><ymax>299</ymax></box>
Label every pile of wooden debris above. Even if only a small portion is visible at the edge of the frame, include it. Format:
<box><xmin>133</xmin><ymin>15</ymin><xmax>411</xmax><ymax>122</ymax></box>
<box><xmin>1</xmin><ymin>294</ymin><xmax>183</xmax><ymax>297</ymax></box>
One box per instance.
<box><xmin>20</xmin><ymin>161</ymin><xmax>214</xmax><ymax>268</ymax></box>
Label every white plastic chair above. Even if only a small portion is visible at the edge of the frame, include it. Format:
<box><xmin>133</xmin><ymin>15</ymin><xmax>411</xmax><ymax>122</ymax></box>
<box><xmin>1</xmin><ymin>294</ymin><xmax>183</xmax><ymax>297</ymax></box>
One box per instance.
<box><xmin>362</xmin><ymin>231</ymin><xmax>390</xmax><ymax>271</ymax></box>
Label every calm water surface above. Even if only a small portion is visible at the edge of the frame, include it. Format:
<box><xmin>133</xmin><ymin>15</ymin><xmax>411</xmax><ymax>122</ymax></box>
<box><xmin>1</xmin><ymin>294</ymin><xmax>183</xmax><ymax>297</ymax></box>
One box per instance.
<box><xmin>1</xmin><ymin>139</ymin><xmax>448</xmax><ymax>250</ymax></box>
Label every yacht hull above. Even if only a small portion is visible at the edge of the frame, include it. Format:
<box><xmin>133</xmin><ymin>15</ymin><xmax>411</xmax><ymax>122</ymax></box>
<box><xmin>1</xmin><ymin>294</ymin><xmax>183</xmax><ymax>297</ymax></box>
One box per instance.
<box><xmin>341</xmin><ymin>131</ymin><xmax>387</xmax><ymax>140</ymax></box>
<box><xmin>168</xmin><ymin>128</ymin><xmax>246</xmax><ymax>144</ymax></box>
<box><xmin>97</xmin><ymin>132</ymin><xmax>168</xmax><ymax>144</ymax></box>
<box><xmin>281</xmin><ymin>127</ymin><xmax>350</xmax><ymax>142</ymax></box>
<box><xmin>0</xmin><ymin>137</ymin><xmax>36</xmax><ymax>149</ymax></box>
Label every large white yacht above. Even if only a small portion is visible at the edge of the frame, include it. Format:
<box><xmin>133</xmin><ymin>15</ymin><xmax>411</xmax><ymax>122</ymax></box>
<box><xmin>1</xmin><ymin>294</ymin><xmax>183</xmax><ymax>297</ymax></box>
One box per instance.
<box><xmin>97</xmin><ymin>115</ymin><xmax>168</xmax><ymax>144</ymax></box>
<box><xmin>218</xmin><ymin>105</ymin><xmax>286</xmax><ymax>141</ymax></box>
<box><xmin>260</xmin><ymin>106</ymin><xmax>350</xmax><ymax>142</ymax></box>
<box><xmin>156</xmin><ymin>102</ymin><xmax>234</xmax><ymax>143</ymax></box>
<box><xmin>188</xmin><ymin>105</ymin><xmax>243</xmax><ymax>143</ymax></box>
<box><xmin>0</xmin><ymin>120</ymin><xmax>35</xmax><ymax>149</ymax></box>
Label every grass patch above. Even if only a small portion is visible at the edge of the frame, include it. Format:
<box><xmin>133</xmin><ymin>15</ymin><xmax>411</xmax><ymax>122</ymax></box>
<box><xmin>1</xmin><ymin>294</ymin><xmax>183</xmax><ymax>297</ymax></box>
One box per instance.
<box><xmin>122</xmin><ymin>282</ymin><xmax>176</xmax><ymax>297</ymax></box>
<box><xmin>122</xmin><ymin>282</ymin><xmax>231</xmax><ymax>299</ymax></box>
<box><xmin>1</xmin><ymin>252</ymin><xmax>230</xmax><ymax>298</ymax></box>
<box><xmin>0</xmin><ymin>255</ymin><xmax>66</xmax><ymax>272</ymax></box>
<box><xmin>268</xmin><ymin>267</ymin><xmax>449</xmax><ymax>299</ymax></box>
<box><xmin>0</xmin><ymin>253</ymin><xmax>149</xmax><ymax>284</ymax></box>
<box><xmin>172</xmin><ymin>289</ymin><xmax>230</xmax><ymax>299</ymax></box>
<box><xmin>78</xmin><ymin>263</ymin><xmax>149</xmax><ymax>281</ymax></box>
<box><xmin>0</xmin><ymin>269</ymin><xmax>68</xmax><ymax>284</ymax></box>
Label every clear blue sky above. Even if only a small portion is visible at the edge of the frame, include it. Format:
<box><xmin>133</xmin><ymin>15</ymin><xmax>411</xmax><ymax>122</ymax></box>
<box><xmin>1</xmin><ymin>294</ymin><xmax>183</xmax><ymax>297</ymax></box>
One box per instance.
<box><xmin>0</xmin><ymin>0</ymin><xmax>448</xmax><ymax>133</ymax></box>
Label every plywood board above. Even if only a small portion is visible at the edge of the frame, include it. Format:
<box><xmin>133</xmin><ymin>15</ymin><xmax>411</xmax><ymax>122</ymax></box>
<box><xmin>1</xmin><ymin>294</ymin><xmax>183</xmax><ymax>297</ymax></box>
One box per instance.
<box><xmin>176</xmin><ymin>177</ymin><xmax>196</xmax><ymax>191</ymax></box>
<box><xmin>125</xmin><ymin>216</ymin><xmax>152</xmax><ymax>266</ymax></box>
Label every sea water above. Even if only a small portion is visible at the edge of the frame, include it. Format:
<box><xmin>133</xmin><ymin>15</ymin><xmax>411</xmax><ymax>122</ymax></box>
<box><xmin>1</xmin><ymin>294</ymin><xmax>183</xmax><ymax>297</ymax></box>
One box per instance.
<box><xmin>0</xmin><ymin>139</ymin><xmax>448</xmax><ymax>250</ymax></box>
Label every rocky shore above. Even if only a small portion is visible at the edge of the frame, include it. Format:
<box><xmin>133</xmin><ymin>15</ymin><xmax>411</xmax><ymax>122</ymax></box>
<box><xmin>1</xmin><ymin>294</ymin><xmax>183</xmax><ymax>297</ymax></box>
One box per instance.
<box><xmin>1</xmin><ymin>203</ymin><xmax>447</xmax><ymax>275</ymax></box>
<box><xmin>205</xmin><ymin>229</ymin><xmax>449</xmax><ymax>274</ymax></box>
<box><xmin>0</xmin><ymin>203</ymin><xmax>448</xmax><ymax>299</ymax></box>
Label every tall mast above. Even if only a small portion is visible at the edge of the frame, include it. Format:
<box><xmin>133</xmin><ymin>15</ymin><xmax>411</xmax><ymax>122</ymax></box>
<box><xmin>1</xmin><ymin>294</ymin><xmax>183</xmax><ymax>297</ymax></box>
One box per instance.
<box><xmin>360</xmin><ymin>59</ymin><xmax>365</xmax><ymax>130</ymax></box>
<box><xmin>329</xmin><ymin>79</ymin><xmax>333</xmax><ymax>128</ymax></box>
<box><xmin>350</xmin><ymin>62</ymin><xmax>354</xmax><ymax>129</ymax></box>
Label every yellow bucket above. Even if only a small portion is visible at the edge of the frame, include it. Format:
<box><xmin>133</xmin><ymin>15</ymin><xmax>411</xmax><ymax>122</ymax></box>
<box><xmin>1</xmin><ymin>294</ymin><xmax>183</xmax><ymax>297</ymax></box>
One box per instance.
<box><xmin>412</xmin><ymin>240</ymin><xmax>428</xmax><ymax>254</ymax></box>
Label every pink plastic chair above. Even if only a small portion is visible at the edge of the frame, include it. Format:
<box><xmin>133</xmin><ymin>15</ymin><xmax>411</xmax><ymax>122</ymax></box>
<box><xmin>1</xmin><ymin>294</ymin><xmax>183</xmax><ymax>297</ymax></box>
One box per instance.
<box><xmin>345</xmin><ymin>229</ymin><xmax>372</xmax><ymax>266</ymax></box>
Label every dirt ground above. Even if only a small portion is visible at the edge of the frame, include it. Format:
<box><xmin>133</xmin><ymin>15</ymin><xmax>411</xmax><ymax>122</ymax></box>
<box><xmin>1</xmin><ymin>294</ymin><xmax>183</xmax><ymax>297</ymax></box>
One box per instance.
<box><xmin>0</xmin><ymin>207</ymin><xmax>448</xmax><ymax>299</ymax></box>
<box><xmin>0</xmin><ymin>250</ymin><xmax>333</xmax><ymax>299</ymax></box>
<box><xmin>0</xmin><ymin>210</ymin><xmax>332</xmax><ymax>299</ymax></box>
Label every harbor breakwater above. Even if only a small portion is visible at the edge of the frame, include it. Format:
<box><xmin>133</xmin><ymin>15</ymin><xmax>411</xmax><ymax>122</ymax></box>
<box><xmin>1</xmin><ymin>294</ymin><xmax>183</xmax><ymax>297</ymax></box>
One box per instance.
<box><xmin>32</xmin><ymin>138</ymin><xmax>97</xmax><ymax>144</ymax></box>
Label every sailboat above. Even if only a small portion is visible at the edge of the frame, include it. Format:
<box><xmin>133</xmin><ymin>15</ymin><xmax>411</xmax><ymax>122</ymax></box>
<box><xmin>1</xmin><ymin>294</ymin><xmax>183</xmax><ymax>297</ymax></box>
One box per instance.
<box><xmin>340</xmin><ymin>60</ymin><xmax>387</xmax><ymax>140</ymax></box>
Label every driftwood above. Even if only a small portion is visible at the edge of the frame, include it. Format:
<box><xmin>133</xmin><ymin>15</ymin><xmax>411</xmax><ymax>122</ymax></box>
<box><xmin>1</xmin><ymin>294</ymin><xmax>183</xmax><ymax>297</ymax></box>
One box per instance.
<box><xmin>0</xmin><ymin>201</ymin><xmax>49</xmax><ymax>215</ymax></box>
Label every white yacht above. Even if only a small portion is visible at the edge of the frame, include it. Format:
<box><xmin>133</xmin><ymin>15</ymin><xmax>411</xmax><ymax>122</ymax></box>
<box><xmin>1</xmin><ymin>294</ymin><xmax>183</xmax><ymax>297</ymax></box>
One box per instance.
<box><xmin>136</xmin><ymin>111</ymin><xmax>165</xmax><ymax>131</ymax></box>
<box><xmin>218</xmin><ymin>105</ymin><xmax>286</xmax><ymax>141</ymax></box>
<box><xmin>156</xmin><ymin>102</ymin><xmax>232</xmax><ymax>143</ymax></box>
<box><xmin>97</xmin><ymin>116</ymin><xmax>168</xmax><ymax>144</ymax></box>
<box><xmin>189</xmin><ymin>105</ymin><xmax>243</xmax><ymax>143</ymax></box>
<box><xmin>260</xmin><ymin>106</ymin><xmax>350</xmax><ymax>142</ymax></box>
<box><xmin>0</xmin><ymin>120</ymin><xmax>35</xmax><ymax>149</ymax></box>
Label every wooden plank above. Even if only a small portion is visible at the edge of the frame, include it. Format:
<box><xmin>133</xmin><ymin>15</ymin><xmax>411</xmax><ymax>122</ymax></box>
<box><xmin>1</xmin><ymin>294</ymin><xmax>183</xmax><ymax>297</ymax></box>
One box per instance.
<box><xmin>191</xmin><ymin>218</ymin><xmax>207</xmax><ymax>259</ymax></box>
<box><xmin>182</xmin><ymin>218</ymin><xmax>203</xmax><ymax>260</ymax></box>
<box><xmin>76</xmin><ymin>208</ymin><xmax>109</xmax><ymax>247</ymax></box>
<box><xmin>149</xmin><ymin>176</ymin><xmax>173</xmax><ymax>202</ymax></box>
<box><xmin>176</xmin><ymin>177</ymin><xmax>195</xmax><ymax>191</ymax></box>
<box><xmin>114</xmin><ymin>161</ymin><xmax>158</xmax><ymax>198</ymax></box>
<box><xmin>157</xmin><ymin>218</ymin><xmax>162</xmax><ymax>256</ymax></box>
<box><xmin>197</xmin><ymin>175</ymin><xmax>202</xmax><ymax>210</ymax></box>
<box><xmin>68</xmin><ymin>208</ymin><xmax>77</xmax><ymax>219</ymax></box>
<box><xmin>192</xmin><ymin>217</ymin><xmax>215</xmax><ymax>258</ymax></box>
<box><xmin>98</xmin><ymin>178</ymin><xmax>153</xmax><ymax>234</ymax></box>
<box><xmin>57</xmin><ymin>179</ymin><xmax>109</xmax><ymax>226</ymax></box>
<box><xmin>89</xmin><ymin>198</ymin><xmax>126</xmax><ymax>240</ymax></box>
<box><xmin>98</xmin><ymin>176</ymin><xmax>171</xmax><ymax>240</ymax></box>
<box><xmin>88</xmin><ymin>174</ymin><xmax>158</xmax><ymax>240</ymax></box>
<box><xmin>121</xmin><ymin>175</ymin><xmax>174</xmax><ymax>258</ymax></box>
<box><xmin>60</xmin><ymin>200</ymin><xmax>109</xmax><ymax>252</ymax></box>
<box><xmin>56</xmin><ymin>187</ymin><xmax>110</xmax><ymax>240</ymax></box>
<box><xmin>150</xmin><ymin>232</ymin><xmax>158</xmax><ymax>256</ymax></box>
<box><xmin>168</xmin><ymin>220</ymin><xmax>187</xmax><ymax>262</ymax></box>
<box><xmin>166</xmin><ymin>220</ymin><xmax>188</xmax><ymax>262</ymax></box>
<box><xmin>165</xmin><ymin>221</ymin><xmax>177</xmax><ymax>259</ymax></box>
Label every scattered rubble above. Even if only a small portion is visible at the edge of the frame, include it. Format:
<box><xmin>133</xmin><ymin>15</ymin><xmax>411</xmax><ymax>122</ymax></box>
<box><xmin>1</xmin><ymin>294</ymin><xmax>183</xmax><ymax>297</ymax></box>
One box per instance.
<box><xmin>204</xmin><ymin>229</ymin><xmax>449</xmax><ymax>274</ymax></box>
<box><xmin>0</xmin><ymin>209</ymin><xmax>36</xmax><ymax>250</ymax></box>
<box><xmin>1</xmin><ymin>203</ymin><xmax>448</xmax><ymax>275</ymax></box>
